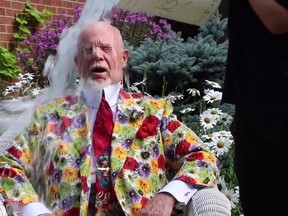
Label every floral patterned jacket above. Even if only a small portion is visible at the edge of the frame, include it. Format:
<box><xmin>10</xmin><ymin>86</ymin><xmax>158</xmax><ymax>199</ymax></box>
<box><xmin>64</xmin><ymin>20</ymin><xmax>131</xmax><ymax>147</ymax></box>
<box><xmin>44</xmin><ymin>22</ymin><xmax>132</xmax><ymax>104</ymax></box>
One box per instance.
<box><xmin>0</xmin><ymin>89</ymin><xmax>220</xmax><ymax>216</ymax></box>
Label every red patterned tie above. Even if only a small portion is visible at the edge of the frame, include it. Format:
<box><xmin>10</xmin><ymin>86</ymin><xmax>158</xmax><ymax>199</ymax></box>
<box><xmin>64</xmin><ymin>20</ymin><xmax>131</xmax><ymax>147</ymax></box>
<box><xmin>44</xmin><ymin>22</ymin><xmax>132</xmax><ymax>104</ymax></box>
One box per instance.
<box><xmin>92</xmin><ymin>95</ymin><xmax>118</xmax><ymax>215</ymax></box>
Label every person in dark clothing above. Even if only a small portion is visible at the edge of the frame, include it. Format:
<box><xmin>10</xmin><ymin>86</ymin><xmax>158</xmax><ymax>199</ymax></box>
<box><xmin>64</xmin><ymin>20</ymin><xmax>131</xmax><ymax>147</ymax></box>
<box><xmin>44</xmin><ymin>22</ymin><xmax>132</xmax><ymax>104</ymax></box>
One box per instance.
<box><xmin>222</xmin><ymin>0</ymin><xmax>288</xmax><ymax>215</ymax></box>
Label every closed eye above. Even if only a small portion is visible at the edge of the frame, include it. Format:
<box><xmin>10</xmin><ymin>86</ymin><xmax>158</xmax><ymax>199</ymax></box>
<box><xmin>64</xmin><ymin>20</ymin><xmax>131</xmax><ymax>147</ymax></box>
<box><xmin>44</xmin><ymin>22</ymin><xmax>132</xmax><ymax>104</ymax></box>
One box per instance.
<box><xmin>83</xmin><ymin>46</ymin><xmax>93</xmax><ymax>55</ymax></box>
<box><xmin>102</xmin><ymin>45</ymin><xmax>112</xmax><ymax>52</ymax></box>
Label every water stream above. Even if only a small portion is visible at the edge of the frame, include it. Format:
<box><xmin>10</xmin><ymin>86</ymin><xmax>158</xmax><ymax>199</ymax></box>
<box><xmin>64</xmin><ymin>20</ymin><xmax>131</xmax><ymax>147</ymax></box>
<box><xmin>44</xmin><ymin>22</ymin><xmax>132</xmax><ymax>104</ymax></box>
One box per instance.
<box><xmin>0</xmin><ymin>0</ymin><xmax>119</xmax><ymax>150</ymax></box>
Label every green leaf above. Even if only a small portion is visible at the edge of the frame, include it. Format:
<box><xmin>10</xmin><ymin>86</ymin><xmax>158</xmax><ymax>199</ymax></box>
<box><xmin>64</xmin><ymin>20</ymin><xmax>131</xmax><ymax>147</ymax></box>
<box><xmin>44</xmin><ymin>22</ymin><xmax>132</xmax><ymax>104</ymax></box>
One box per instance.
<box><xmin>15</xmin><ymin>16</ymin><xmax>28</xmax><ymax>25</ymax></box>
<box><xmin>42</xmin><ymin>9</ymin><xmax>54</xmax><ymax>16</ymax></box>
<box><xmin>0</xmin><ymin>46</ymin><xmax>21</xmax><ymax>78</ymax></box>
<box><xmin>25</xmin><ymin>1</ymin><xmax>33</xmax><ymax>10</ymax></box>
<box><xmin>30</xmin><ymin>10</ymin><xmax>42</xmax><ymax>21</ymax></box>
<box><xmin>19</xmin><ymin>26</ymin><xmax>31</xmax><ymax>34</ymax></box>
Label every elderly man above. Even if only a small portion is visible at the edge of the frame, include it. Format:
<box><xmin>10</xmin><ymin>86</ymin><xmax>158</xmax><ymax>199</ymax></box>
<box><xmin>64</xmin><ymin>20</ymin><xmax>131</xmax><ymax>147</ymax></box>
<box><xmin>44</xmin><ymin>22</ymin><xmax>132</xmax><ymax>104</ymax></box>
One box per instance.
<box><xmin>0</xmin><ymin>21</ymin><xmax>230</xmax><ymax>216</ymax></box>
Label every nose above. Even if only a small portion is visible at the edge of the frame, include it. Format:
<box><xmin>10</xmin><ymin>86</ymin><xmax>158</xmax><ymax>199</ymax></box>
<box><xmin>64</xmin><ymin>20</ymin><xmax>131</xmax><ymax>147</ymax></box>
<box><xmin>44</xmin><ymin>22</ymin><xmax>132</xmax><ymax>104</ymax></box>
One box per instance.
<box><xmin>92</xmin><ymin>46</ymin><xmax>104</xmax><ymax>61</ymax></box>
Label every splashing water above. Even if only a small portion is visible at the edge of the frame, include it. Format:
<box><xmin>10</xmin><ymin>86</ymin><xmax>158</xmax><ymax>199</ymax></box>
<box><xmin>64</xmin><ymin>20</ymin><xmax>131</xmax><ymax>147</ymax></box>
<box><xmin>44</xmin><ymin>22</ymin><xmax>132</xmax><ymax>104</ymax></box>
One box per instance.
<box><xmin>0</xmin><ymin>0</ymin><xmax>120</xmax><ymax>152</ymax></box>
<box><xmin>42</xmin><ymin>0</ymin><xmax>120</xmax><ymax>101</ymax></box>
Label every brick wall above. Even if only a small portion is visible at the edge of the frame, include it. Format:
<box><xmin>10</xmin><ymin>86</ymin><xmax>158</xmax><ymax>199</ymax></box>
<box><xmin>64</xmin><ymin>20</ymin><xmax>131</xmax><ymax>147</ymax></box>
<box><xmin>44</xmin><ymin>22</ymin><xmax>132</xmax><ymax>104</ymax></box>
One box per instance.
<box><xmin>0</xmin><ymin>0</ymin><xmax>85</xmax><ymax>49</ymax></box>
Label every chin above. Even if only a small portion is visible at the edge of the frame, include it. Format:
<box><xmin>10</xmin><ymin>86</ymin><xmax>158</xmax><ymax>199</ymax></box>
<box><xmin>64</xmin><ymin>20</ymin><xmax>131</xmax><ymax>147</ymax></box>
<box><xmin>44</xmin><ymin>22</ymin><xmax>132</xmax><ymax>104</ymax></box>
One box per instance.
<box><xmin>81</xmin><ymin>77</ymin><xmax>112</xmax><ymax>91</ymax></box>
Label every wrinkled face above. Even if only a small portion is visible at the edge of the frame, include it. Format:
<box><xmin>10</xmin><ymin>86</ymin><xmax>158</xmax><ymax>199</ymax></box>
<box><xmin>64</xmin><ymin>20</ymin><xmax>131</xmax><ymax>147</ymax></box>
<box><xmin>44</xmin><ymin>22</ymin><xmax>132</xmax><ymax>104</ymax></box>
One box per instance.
<box><xmin>75</xmin><ymin>22</ymin><xmax>129</xmax><ymax>90</ymax></box>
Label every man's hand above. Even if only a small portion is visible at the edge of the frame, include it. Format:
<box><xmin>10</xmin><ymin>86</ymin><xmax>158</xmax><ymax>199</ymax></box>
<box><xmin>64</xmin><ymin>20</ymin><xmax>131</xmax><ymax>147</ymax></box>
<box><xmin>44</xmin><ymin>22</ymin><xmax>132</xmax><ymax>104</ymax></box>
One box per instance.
<box><xmin>138</xmin><ymin>192</ymin><xmax>177</xmax><ymax>216</ymax></box>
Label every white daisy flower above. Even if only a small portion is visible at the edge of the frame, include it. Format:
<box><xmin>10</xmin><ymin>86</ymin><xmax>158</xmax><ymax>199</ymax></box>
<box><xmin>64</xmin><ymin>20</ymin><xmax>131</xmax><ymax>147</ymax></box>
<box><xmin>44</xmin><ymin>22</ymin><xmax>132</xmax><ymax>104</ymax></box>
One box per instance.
<box><xmin>214</xmin><ymin>131</ymin><xmax>234</xmax><ymax>144</ymax></box>
<box><xmin>203</xmin><ymin>89</ymin><xmax>222</xmax><ymax>103</ymax></box>
<box><xmin>3</xmin><ymin>86</ymin><xmax>15</xmax><ymax>96</ymax></box>
<box><xmin>180</xmin><ymin>107</ymin><xmax>195</xmax><ymax>114</ymax></box>
<box><xmin>129</xmin><ymin>85</ymin><xmax>141</xmax><ymax>93</ymax></box>
<box><xmin>187</xmin><ymin>88</ymin><xmax>200</xmax><ymax>97</ymax></box>
<box><xmin>222</xmin><ymin>188</ymin><xmax>240</xmax><ymax>209</ymax></box>
<box><xmin>201</xmin><ymin>133</ymin><xmax>216</xmax><ymax>141</ymax></box>
<box><xmin>199</xmin><ymin>112</ymin><xmax>217</xmax><ymax>130</ymax></box>
<box><xmin>213</xmin><ymin>130</ymin><xmax>230</xmax><ymax>137</ymax></box>
<box><xmin>129</xmin><ymin>104</ymin><xmax>144</xmax><ymax>119</ymax></box>
<box><xmin>205</xmin><ymin>80</ymin><xmax>222</xmax><ymax>89</ymax></box>
<box><xmin>205</xmin><ymin>108</ymin><xmax>223</xmax><ymax>121</ymax></box>
<box><xmin>216</xmin><ymin>176</ymin><xmax>228</xmax><ymax>192</ymax></box>
<box><xmin>220</xmin><ymin>113</ymin><xmax>233</xmax><ymax>126</ymax></box>
<box><xmin>175</xmin><ymin>94</ymin><xmax>184</xmax><ymax>100</ymax></box>
<box><xmin>207</xmin><ymin>136</ymin><xmax>231</xmax><ymax>156</ymax></box>
<box><xmin>132</xmin><ymin>78</ymin><xmax>147</xmax><ymax>87</ymax></box>
<box><xmin>21</xmin><ymin>72</ymin><xmax>34</xmax><ymax>80</ymax></box>
<box><xmin>14</xmin><ymin>82</ymin><xmax>23</xmax><ymax>88</ymax></box>
<box><xmin>235</xmin><ymin>186</ymin><xmax>239</xmax><ymax>194</ymax></box>
<box><xmin>167</xmin><ymin>93</ymin><xmax>184</xmax><ymax>103</ymax></box>
<box><xmin>19</xmin><ymin>80</ymin><xmax>29</xmax><ymax>85</ymax></box>
<box><xmin>30</xmin><ymin>88</ymin><xmax>42</xmax><ymax>96</ymax></box>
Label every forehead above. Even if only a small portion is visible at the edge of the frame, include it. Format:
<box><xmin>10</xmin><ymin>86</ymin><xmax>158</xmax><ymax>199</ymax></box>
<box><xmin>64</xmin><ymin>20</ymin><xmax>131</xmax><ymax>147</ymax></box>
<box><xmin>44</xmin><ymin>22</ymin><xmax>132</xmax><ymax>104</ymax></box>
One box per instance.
<box><xmin>80</xmin><ymin>23</ymin><xmax>118</xmax><ymax>45</ymax></box>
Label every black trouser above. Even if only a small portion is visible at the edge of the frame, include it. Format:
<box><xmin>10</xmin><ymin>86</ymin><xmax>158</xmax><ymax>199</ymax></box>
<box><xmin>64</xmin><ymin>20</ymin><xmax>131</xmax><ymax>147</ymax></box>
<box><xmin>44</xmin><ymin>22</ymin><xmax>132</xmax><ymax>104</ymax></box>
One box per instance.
<box><xmin>88</xmin><ymin>183</ymin><xmax>97</xmax><ymax>216</ymax></box>
<box><xmin>231</xmin><ymin>108</ymin><xmax>288</xmax><ymax>216</ymax></box>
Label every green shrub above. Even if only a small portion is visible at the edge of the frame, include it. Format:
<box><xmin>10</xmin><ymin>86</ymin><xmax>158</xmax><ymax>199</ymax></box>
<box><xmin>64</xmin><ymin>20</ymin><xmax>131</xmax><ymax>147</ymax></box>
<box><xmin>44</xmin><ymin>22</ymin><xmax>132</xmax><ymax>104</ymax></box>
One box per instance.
<box><xmin>0</xmin><ymin>46</ymin><xmax>21</xmax><ymax>79</ymax></box>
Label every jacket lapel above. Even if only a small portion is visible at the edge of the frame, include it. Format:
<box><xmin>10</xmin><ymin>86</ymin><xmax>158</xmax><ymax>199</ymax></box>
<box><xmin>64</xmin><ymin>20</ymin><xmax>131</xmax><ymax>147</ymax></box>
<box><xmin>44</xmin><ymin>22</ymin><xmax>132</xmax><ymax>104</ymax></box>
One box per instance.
<box><xmin>67</xmin><ymin>96</ymin><xmax>93</xmax><ymax>215</ymax></box>
<box><xmin>110</xmin><ymin>89</ymin><xmax>144</xmax><ymax>184</ymax></box>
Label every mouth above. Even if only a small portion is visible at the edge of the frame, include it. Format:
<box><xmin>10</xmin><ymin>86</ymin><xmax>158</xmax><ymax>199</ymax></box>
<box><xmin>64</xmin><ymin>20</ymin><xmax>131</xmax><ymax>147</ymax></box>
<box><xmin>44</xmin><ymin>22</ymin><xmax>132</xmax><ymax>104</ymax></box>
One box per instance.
<box><xmin>90</xmin><ymin>66</ymin><xmax>107</xmax><ymax>73</ymax></box>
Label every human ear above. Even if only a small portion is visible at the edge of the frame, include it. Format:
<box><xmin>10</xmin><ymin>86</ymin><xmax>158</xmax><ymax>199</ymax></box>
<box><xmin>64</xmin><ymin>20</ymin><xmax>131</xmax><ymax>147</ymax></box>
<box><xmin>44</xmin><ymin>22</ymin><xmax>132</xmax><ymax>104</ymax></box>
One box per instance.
<box><xmin>122</xmin><ymin>49</ymin><xmax>129</xmax><ymax>68</ymax></box>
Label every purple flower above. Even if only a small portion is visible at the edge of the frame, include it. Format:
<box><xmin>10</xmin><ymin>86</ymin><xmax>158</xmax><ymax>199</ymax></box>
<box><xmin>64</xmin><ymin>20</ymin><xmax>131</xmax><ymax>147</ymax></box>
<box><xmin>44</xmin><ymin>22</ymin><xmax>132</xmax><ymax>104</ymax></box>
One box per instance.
<box><xmin>72</xmin><ymin>114</ymin><xmax>86</xmax><ymax>128</ymax></box>
<box><xmin>15</xmin><ymin>175</ymin><xmax>25</xmax><ymax>183</ymax></box>
<box><xmin>116</xmin><ymin>111</ymin><xmax>129</xmax><ymax>124</ymax></box>
<box><xmin>72</xmin><ymin>158</ymin><xmax>81</xmax><ymax>168</ymax></box>
<box><xmin>164</xmin><ymin>144</ymin><xmax>177</xmax><ymax>162</ymax></box>
<box><xmin>111</xmin><ymin>170</ymin><xmax>120</xmax><ymax>183</ymax></box>
<box><xmin>160</xmin><ymin>117</ymin><xmax>168</xmax><ymax>131</ymax></box>
<box><xmin>152</xmin><ymin>143</ymin><xmax>159</xmax><ymax>157</ymax></box>
<box><xmin>110</xmin><ymin>8</ymin><xmax>174</xmax><ymax>47</ymax></box>
<box><xmin>197</xmin><ymin>161</ymin><xmax>209</xmax><ymax>168</ymax></box>
<box><xmin>51</xmin><ymin>169</ymin><xmax>62</xmax><ymax>184</ymax></box>
<box><xmin>61</xmin><ymin>131</ymin><xmax>72</xmax><ymax>142</ymax></box>
<box><xmin>136</xmin><ymin>162</ymin><xmax>151</xmax><ymax>178</ymax></box>
<box><xmin>46</xmin><ymin>112</ymin><xmax>60</xmax><ymax>122</ymax></box>
<box><xmin>60</xmin><ymin>195</ymin><xmax>73</xmax><ymax>210</ymax></box>
<box><xmin>73</xmin><ymin>5</ymin><xmax>82</xmax><ymax>19</ymax></box>
<box><xmin>122</xmin><ymin>138</ymin><xmax>133</xmax><ymax>148</ymax></box>
<box><xmin>128</xmin><ymin>188</ymin><xmax>140</xmax><ymax>203</ymax></box>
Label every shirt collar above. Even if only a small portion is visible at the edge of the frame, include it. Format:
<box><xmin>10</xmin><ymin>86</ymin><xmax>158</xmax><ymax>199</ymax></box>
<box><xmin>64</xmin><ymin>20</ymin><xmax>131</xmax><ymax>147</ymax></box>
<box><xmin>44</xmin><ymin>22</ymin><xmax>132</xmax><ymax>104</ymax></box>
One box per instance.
<box><xmin>82</xmin><ymin>82</ymin><xmax>122</xmax><ymax>109</ymax></box>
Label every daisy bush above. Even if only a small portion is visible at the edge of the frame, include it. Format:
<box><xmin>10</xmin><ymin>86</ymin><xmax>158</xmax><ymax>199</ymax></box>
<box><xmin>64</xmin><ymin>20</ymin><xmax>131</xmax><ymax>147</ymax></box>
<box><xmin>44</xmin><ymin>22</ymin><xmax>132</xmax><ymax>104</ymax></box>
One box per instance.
<box><xmin>175</xmin><ymin>80</ymin><xmax>241</xmax><ymax>215</ymax></box>
<box><xmin>2</xmin><ymin>72</ymin><xmax>42</xmax><ymax>99</ymax></box>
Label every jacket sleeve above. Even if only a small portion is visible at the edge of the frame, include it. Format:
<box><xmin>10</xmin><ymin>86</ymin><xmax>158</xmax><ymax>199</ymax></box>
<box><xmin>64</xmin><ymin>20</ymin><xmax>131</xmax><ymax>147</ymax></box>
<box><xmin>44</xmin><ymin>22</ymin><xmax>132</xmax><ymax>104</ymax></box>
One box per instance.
<box><xmin>160</xmin><ymin>98</ymin><xmax>220</xmax><ymax>188</ymax></box>
<box><xmin>0</xmin><ymin>106</ymin><xmax>45</xmax><ymax>206</ymax></box>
